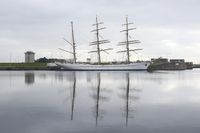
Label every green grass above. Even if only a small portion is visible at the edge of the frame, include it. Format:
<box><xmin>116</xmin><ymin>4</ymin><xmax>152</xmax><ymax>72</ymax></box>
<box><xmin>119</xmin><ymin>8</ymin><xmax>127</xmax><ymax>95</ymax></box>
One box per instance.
<box><xmin>0</xmin><ymin>63</ymin><xmax>47</xmax><ymax>69</ymax></box>
<box><xmin>193</xmin><ymin>64</ymin><xmax>200</xmax><ymax>68</ymax></box>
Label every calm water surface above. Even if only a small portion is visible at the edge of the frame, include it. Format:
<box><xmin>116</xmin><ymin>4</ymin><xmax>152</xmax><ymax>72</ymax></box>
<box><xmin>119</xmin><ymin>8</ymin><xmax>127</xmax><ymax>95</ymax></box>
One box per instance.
<box><xmin>0</xmin><ymin>70</ymin><xmax>200</xmax><ymax>133</ymax></box>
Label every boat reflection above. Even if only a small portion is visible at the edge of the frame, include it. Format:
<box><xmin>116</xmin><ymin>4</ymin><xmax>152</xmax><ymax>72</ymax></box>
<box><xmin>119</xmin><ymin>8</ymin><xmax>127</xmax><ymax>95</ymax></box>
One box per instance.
<box><xmin>62</xmin><ymin>71</ymin><xmax>77</xmax><ymax>120</ymax></box>
<box><xmin>94</xmin><ymin>73</ymin><xmax>101</xmax><ymax>126</ymax></box>
<box><xmin>66</xmin><ymin>72</ymin><xmax>140</xmax><ymax>127</ymax></box>
<box><xmin>89</xmin><ymin>72</ymin><xmax>110</xmax><ymax>126</ymax></box>
<box><xmin>70</xmin><ymin>72</ymin><xmax>76</xmax><ymax>120</ymax></box>
<box><xmin>119</xmin><ymin>73</ymin><xmax>140</xmax><ymax>126</ymax></box>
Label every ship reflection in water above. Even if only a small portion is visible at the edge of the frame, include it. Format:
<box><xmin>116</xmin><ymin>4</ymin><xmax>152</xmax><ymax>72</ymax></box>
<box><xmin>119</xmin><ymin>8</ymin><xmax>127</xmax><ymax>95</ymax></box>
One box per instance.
<box><xmin>70</xmin><ymin>72</ymin><xmax>76</xmax><ymax>121</ymax></box>
<box><xmin>1</xmin><ymin>70</ymin><xmax>200</xmax><ymax>133</ymax></box>
<box><xmin>67</xmin><ymin>72</ymin><xmax>138</xmax><ymax>127</ymax></box>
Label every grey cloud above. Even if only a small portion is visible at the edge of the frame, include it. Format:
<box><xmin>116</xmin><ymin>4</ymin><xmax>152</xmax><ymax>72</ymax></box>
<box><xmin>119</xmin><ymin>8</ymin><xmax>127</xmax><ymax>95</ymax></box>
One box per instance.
<box><xmin>0</xmin><ymin>0</ymin><xmax>200</xmax><ymax>62</ymax></box>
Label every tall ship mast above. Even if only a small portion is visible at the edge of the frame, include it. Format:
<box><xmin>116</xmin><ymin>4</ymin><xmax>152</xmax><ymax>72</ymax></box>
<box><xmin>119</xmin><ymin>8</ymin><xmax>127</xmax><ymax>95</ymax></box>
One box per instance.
<box><xmin>57</xmin><ymin>16</ymin><xmax>150</xmax><ymax>71</ymax></box>
<box><xmin>71</xmin><ymin>21</ymin><xmax>77</xmax><ymax>63</ymax></box>
<box><xmin>118</xmin><ymin>16</ymin><xmax>142</xmax><ymax>63</ymax></box>
<box><xmin>59</xmin><ymin>21</ymin><xmax>77</xmax><ymax>63</ymax></box>
<box><xmin>88</xmin><ymin>16</ymin><xmax>112</xmax><ymax>64</ymax></box>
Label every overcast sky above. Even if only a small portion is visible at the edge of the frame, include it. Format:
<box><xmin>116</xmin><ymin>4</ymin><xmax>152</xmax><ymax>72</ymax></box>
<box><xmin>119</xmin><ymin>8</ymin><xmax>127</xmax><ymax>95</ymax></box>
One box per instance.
<box><xmin>0</xmin><ymin>0</ymin><xmax>200</xmax><ymax>63</ymax></box>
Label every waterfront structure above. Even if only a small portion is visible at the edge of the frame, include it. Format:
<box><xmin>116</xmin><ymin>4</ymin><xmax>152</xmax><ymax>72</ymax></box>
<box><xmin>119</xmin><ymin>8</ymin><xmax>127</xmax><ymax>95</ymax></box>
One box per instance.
<box><xmin>25</xmin><ymin>51</ymin><xmax>35</xmax><ymax>63</ymax></box>
<box><xmin>149</xmin><ymin>57</ymin><xmax>193</xmax><ymax>70</ymax></box>
<box><xmin>169</xmin><ymin>59</ymin><xmax>184</xmax><ymax>63</ymax></box>
<box><xmin>151</xmin><ymin>58</ymin><xmax>168</xmax><ymax>64</ymax></box>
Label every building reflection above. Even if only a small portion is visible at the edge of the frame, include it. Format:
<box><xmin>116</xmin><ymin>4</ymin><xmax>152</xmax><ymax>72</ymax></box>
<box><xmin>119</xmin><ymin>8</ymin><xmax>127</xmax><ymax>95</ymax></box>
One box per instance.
<box><xmin>25</xmin><ymin>72</ymin><xmax>35</xmax><ymax>85</ymax></box>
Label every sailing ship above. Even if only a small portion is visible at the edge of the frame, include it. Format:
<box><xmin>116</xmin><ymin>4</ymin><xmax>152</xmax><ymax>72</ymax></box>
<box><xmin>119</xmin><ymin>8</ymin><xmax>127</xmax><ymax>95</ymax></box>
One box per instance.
<box><xmin>57</xmin><ymin>16</ymin><xmax>150</xmax><ymax>71</ymax></box>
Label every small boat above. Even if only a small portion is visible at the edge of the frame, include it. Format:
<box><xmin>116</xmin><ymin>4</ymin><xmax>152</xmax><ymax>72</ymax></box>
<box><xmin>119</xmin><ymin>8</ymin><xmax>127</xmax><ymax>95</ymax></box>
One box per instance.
<box><xmin>57</xmin><ymin>16</ymin><xmax>150</xmax><ymax>71</ymax></box>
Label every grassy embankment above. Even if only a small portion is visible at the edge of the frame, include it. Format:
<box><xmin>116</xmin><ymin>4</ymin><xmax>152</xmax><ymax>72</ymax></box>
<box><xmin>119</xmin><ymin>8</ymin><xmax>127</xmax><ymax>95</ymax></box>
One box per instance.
<box><xmin>193</xmin><ymin>64</ymin><xmax>200</xmax><ymax>68</ymax></box>
<box><xmin>0</xmin><ymin>63</ymin><xmax>47</xmax><ymax>70</ymax></box>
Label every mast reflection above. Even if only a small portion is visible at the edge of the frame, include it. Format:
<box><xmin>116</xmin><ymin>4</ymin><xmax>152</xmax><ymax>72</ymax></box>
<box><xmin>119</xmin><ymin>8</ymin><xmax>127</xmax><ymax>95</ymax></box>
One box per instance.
<box><xmin>95</xmin><ymin>72</ymin><xmax>100</xmax><ymax>126</ymax></box>
<box><xmin>125</xmin><ymin>73</ymin><xmax>130</xmax><ymax>126</ymax></box>
<box><xmin>90</xmin><ymin>72</ymin><xmax>109</xmax><ymax>126</ymax></box>
<box><xmin>63</xmin><ymin>71</ymin><xmax>140</xmax><ymax>127</ymax></box>
<box><xmin>71</xmin><ymin>72</ymin><xmax>76</xmax><ymax>120</ymax></box>
<box><xmin>25</xmin><ymin>72</ymin><xmax>35</xmax><ymax>85</ymax></box>
<box><xmin>120</xmin><ymin>72</ymin><xmax>140</xmax><ymax>126</ymax></box>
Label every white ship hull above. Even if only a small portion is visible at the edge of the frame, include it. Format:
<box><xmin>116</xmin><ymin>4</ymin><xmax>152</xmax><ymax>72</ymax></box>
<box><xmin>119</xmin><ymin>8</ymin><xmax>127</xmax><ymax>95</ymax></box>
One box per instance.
<box><xmin>56</xmin><ymin>62</ymin><xmax>150</xmax><ymax>71</ymax></box>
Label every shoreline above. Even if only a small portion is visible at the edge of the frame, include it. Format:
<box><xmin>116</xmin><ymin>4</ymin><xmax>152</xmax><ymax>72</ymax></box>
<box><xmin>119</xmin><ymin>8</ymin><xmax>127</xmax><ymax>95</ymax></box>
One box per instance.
<box><xmin>0</xmin><ymin>62</ymin><xmax>199</xmax><ymax>71</ymax></box>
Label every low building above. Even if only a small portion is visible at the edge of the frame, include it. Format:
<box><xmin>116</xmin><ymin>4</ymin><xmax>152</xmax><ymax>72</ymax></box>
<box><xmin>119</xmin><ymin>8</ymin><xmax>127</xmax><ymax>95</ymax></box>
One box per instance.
<box><xmin>170</xmin><ymin>59</ymin><xmax>185</xmax><ymax>63</ymax></box>
<box><xmin>151</xmin><ymin>58</ymin><xmax>168</xmax><ymax>64</ymax></box>
<box><xmin>149</xmin><ymin>57</ymin><xmax>193</xmax><ymax>71</ymax></box>
<box><xmin>25</xmin><ymin>51</ymin><xmax>35</xmax><ymax>63</ymax></box>
<box><xmin>185</xmin><ymin>62</ymin><xmax>193</xmax><ymax>69</ymax></box>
